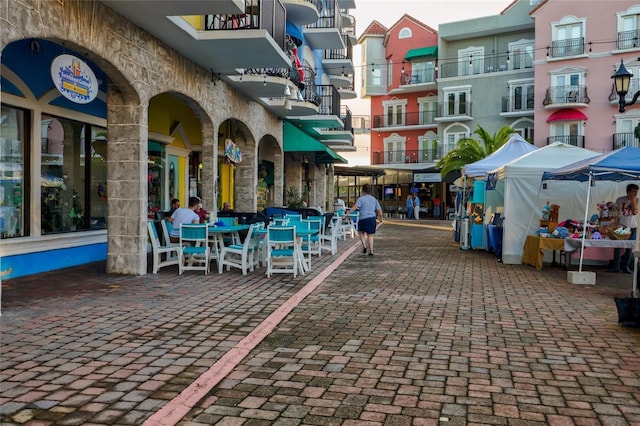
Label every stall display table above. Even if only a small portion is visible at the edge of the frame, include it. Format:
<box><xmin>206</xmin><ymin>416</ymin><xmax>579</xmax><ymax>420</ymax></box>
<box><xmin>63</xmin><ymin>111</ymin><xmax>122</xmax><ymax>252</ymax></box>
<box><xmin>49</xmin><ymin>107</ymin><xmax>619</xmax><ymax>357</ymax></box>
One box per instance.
<box><xmin>522</xmin><ymin>235</ymin><xmax>565</xmax><ymax>271</ymax></box>
<box><xmin>563</xmin><ymin>238</ymin><xmax>636</xmax><ymax>253</ymax></box>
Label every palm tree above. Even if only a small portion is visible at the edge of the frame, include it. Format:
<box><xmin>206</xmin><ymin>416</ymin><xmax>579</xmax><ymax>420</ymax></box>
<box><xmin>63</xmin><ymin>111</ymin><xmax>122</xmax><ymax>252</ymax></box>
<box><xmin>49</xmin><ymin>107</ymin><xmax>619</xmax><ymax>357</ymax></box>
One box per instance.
<box><xmin>436</xmin><ymin>124</ymin><xmax>515</xmax><ymax>176</ymax></box>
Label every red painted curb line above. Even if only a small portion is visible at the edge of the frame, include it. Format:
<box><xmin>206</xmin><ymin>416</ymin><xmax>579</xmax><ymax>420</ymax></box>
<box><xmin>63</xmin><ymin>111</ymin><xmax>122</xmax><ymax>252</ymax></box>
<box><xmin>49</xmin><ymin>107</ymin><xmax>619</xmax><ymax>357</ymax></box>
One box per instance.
<box><xmin>143</xmin><ymin>242</ymin><xmax>359</xmax><ymax>426</ymax></box>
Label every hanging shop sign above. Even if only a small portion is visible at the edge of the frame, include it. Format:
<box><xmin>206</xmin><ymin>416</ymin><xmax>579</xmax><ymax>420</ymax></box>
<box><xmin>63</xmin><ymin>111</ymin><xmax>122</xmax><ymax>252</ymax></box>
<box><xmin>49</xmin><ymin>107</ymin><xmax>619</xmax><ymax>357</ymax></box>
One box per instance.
<box><xmin>50</xmin><ymin>54</ymin><xmax>98</xmax><ymax>104</ymax></box>
<box><xmin>224</xmin><ymin>139</ymin><xmax>243</xmax><ymax>164</ymax></box>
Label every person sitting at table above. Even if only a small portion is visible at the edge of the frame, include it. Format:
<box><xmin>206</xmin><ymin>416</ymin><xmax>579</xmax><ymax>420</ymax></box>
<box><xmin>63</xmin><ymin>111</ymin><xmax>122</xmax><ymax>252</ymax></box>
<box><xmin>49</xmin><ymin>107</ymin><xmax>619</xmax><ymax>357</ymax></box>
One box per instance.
<box><xmin>167</xmin><ymin>196</ymin><xmax>200</xmax><ymax>243</ymax></box>
<box><xmin>195</xmin><ymin>197</ymin><xmax>210</xmax><ymax>223</ymax></box>
<box><xmin>167</xmin><ymin>198</ymin><xmax>180</xmax><ymax>216</ymax></box>
<box><xmin>608</xmin><ymin>183</ymin><xmax>639</xmax><ymax>274</ymax></box>
<box><xmin>222</xmin><ymin>202</ymin><xmax>233</xmax><ymax>213</ymax></box>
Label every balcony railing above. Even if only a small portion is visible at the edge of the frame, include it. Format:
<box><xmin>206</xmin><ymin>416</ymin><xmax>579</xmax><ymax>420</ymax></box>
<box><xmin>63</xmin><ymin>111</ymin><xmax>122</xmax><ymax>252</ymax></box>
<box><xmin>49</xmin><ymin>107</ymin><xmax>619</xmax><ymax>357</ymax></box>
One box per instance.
<box><xmin>550</xmin><ymin>37</ymin><xmax>584</xmax><ymax>58</ymax></box>
<box><xmin>316</xmin><ymin>85</ymin><xmax>340</xmax><ymax>116</ymax></box>
<box><xmin>325</xmin><ymin>34</ymin><xmax>352</xmax><ymax>60</ymax></box>
<box><xmin>542</xmin><ymin>85</ymin><xmax>590</xmax><ymax>106</ymax></box>
<box><xmin>617</xmin><ymin>29</ymin><xmax>640</xmax><ymax>50</ymax></box>
<box><xmin>501</xmin><ymin>95</ymin><xmax>534</xmax><ymax>113</ymax></box>
<box><xmin>438</xmin><ymin>52</ymin><xmax>513</xmax><ymax>79</ymax></box>
<box><xmin>204</xmin><ymin>0</ymin><xmax>286</xmax><ymax>52</ymax></box>
<box><xmin>351</xmin><ymin>115</ymin><xmax>370</xmax><ymax>133</ymax></box>
<box><xmin>340</xmin><ymin>105</ymin><xmax>353</xmax><ymax>134</ymax></box>
<box><xmin>372</xmin><ymin>111</ymin><xmax>437</xmax><ymax>129</ymax></box>
<box><xmin>371</xmin><ymin>148</ymin><xmax>442</xmax><ymax>165</ymax></box>
<box><xmin>437</xmin><ymin>102</ymin><xmax>472</xmax><ymax>118</ymax></box>
<box><xmin>546</xmin><ymin>135</ymin><xmax>585</xmax><ymax>148</ymax></box>
<box><xmin>307</xmin><ymin>0</ymin><xmax>342</xmax><ymax>31</ymax></box>
<box><xmin>400</xmin><ymin>70</ymin><xmax>436</xmax><ymax>85</ymax></box>
<box><xmin>613</xmin><ymin>133</ymin><xmax>640</xmax><ymax>150</ymax></box>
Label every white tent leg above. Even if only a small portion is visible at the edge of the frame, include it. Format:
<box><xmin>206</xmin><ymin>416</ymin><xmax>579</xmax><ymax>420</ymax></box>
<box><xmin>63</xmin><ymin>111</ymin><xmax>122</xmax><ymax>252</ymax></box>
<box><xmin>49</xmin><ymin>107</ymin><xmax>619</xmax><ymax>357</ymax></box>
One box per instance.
<box><xmin>578</xmin><ymin>174</ymin><xmax>593</xmax><ymax>273</ymax></box>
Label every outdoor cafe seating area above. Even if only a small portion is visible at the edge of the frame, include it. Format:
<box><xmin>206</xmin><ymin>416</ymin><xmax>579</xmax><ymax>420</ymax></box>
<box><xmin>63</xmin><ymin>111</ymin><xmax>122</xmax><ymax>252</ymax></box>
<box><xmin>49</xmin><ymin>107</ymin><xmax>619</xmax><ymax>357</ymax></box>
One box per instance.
<box><xmin>147</xmin><ymin>209</ymin><xmax>358</xmax><ymax>277</ymax></box>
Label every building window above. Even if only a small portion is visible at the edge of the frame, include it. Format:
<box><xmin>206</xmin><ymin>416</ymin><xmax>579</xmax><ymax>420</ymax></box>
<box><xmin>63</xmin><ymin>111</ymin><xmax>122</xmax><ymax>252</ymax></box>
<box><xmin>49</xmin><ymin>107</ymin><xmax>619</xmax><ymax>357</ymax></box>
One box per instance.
<box><xmin>551</xmin><ymin>18</ymin><xmax>585</xmax><ymax>58</ymax></box>
<box><xmin>40</xmin><ymin>114</ymin><xmax>107</xmax><ymax>234</ymax></box>
<box><xmin>418</xmin><ymin>96</ymin><xmax>437</xmax><ymax>125</ymax></box>
<box><xmin>372</xmin><ymin>67</ymin><xmax>382</xmax><ymax>87</ymax></box>
<box><xmin>0</xmin><ymin>105</ymin><xmax>28</xmax><ymax>239</ymax></box>
<box><xmin>398</xmin><ymin>28</ymin><xmax>412</xmax><ymax>39</ymax></box>
<box><xmin>444</xmin><ymin>130</ymin><xmax>469</xmax><ymax>157</ymax></box>
<box><xmin>384</xmin><ymin>136</ymin><xmax>405</xmax><ymax>164</ymax></box>
<box><xmin>617</xmin><ymin>7</ymin><xmax>640</xmax><ymax>49</ymax></box>
<box><xmin>509</xmin><ymin>40</ymin><xmax>534</xmax><ymax>70</ymax></box>
<box><xmin>550</xmin><ymin>121</ymin><xmax>583</xmax><ymax>147</ymax></box>
<box><xmin>458</xmin><ymin>46</ymin><xmax>484</xmax><ymax>76</ymax></box>
<box><xmin>514</xmin><ymin>126</ymin><xmax>534</xmax><ymax>143</ymax></box>
<box><xmin>410</xmin><ymin>60</ymin><xmax>436</xmax><ymax>84</ymax></box>
<box><xmin>387</xmin><ymin>59</ymin><xmax>393</xmax><ymax>86</ymax></box>
<box><xmin>509</xmin><ymin>81</ymin><xmax>534</xmax><ymax>111</ymax></box>
<box><xmin>551</xmin><ymin>72</ymin><xmax>582</xmax><ymax>103</ymax></box>
<box><xmin>443</xmin><ymin>89</ymin><xmax>470</xmax><ymax>117</ymax></box>
<box><xmin>383</xmin><ymin>100</ymin><xmax>406</xmax><ymax>127</ymax></box>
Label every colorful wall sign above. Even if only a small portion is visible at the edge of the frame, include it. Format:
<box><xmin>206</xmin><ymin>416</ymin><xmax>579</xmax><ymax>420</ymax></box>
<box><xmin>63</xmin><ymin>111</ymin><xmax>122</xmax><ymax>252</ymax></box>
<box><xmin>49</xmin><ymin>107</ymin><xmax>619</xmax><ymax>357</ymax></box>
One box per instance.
<box><xmin>50</xmin><ymin>54</ymin><xmax>98</xmax><ymax>104</ymax></box>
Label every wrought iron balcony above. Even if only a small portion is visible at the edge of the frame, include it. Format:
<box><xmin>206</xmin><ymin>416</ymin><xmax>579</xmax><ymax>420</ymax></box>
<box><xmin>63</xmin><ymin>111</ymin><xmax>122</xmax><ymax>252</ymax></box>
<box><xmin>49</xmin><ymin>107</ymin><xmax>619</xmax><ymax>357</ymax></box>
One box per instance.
<box><xmin>204</xmin><ymin>0</ymin><xmax>287</xmax><ymax>52</ymax></box>
<box><xmin>372</xmin><ymin>111</ymin><xmax>437</xmax><ymax>129</ymax></box>
<box><xmin>371</xmin><ymin>148</ymin><xmax>442</xmax><ymax>165</ymax></box>
<box><xmin>400</xmin><ymin>70</ymin><xmax>436</xmax><ymax>85</ymax></box>
<box><xmin>613</xmin><ymin>133</ymin><xmax>640</xmax><ymax>150</ymax></box>
<box><xmin>616</xmin><ymin>29</ymin><xmax>640</xmax><ymax>50</ymax></box>
<box><xmin>340</xmin><ymin>105</ymin><xmax>353</xmax><ymax>134</ymax></box>
<box><xmin>306</xmin><ymin>0</ymin><xmax>342</xmax><ymax>31</ymax></box>
<box><xmin>542</xmin><ymin>85</ymin><xmax>590</xmax><ymax>107</ymax></box>
<box><xmin>546</xmin><ymin>135</ymin><xmax>585</xmax><ymax>148</ymax></box>
<box><xmin>550</xmin><ymin>37</ymin><xmax>584</xmax><ymax>58</ymax></box>
<box><xmin>315</xmin><ymin>85</ymin><xmax>341</xmax><ymax>116</ymax></box>
<box><xmin>325</xmin><ymin>34</ymin><xmax>352</xmax><ymax>61</ymax></box>
<box><xmin>501</xmin><ymin>95</ymin><xmax>534</xmax><ymax>113</ymax></box>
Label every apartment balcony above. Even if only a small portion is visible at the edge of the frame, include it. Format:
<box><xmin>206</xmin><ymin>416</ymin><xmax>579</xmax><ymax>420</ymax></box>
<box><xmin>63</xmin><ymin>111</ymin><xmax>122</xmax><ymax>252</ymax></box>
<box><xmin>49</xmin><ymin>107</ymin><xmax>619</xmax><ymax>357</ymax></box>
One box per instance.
<box><xmin>324</xmin><ymin>34</ymin><xmax>354</xmax><ymax>75</ymax></box>
<box><xmin>549</xmin><ymin>37</ymin><xmax>585</xmax><ymax>58</ymax></box>
<box><xmin>281</xmin><ymin>0</ymin><xmax>319</xmax><ymax>25</ymax></box>
<box><xmin>321</xmin><ymin>105</ymin><xmax>355</xmax><ymax>149</ymax></box>
<box><xmin>546</xmin><ymin>135</ymin><xmax>585</xmax><ymax>148</ymax></box>
<box><xmin>617</xmin><ymin>29</ymin><xmax>640</xmax><ymax>50</ymax></box>
<box><xmin>389</xmin><ymin>70</ymin><xmax>436</xmax><ymax>95</ymax></box>
<box><xmin>542</xmin><ymin>85</ymin><xmax>590</xmax><ymax>110</ymax></box>
<box><xmin>304</xmin><ymin>0</ymin><xmax>344</xmax><ymax>49</ymax></box>
<box><xmin>500</xmin><ymin>95</ymin><xmax>534</xmax><ymax>117</ymax></box>
<box><xmin>435</xmin><ymin>103</ymin><xmax>473</xmax><ymax>122</ymax></box>
<box><xmin>371</xmin><ymin>148</ymin><xmax>442</xmax><ymax>166</ymax></box>
<box><xmin>332</xmin><ymin>73</ymin><xmax>356</xmax><ymax>99</ymax></box>
<box><xmin>613</xmin><ymin>133</ymin><xmax>640</xmax><ymax>150</ymax></box>
<box><xmin>438</xmin><ymin>51</ymin><xmax>520</xmax><ymax>79</ymax></box>
<box><xmin>102</xmin><ymin>0</ymin><xmax>290</xmax><ymax>74</ymax></box>
<box><xmin>372</xmin><ymin>111</ymin><xmax>437</xmax><ymax>130</ymax></box>
<box><xmin>286</xmin><ymin>85</ymin><xmax>346</xmax><ymax>133</ymax></box>
<box><xmin>260</xmin><ymin>64</ymin><xmax>320</xmax><ymax>117</ymax></box>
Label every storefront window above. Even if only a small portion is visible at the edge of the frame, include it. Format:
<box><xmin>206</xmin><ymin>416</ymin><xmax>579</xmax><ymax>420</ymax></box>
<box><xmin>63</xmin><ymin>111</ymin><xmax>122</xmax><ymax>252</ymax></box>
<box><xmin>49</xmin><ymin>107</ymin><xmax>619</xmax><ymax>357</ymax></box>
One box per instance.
<box><xmin>41</xmin><ymin>114</ymin><xmax>106</xmax><ymax>233</ymax></box>
<box><xmin>0</xmin><ymin>105</ymin><xmax>27</xmax><ymax>239</ymax></box>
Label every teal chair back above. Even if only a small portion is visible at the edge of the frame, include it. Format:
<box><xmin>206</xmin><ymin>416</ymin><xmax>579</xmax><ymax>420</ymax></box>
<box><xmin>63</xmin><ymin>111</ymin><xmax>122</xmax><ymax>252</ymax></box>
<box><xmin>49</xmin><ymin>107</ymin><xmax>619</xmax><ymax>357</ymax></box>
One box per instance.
<box><xmin>218</xmin><ymin>217</ymin><xmax>236</xmax><ymax>226</ymax></box>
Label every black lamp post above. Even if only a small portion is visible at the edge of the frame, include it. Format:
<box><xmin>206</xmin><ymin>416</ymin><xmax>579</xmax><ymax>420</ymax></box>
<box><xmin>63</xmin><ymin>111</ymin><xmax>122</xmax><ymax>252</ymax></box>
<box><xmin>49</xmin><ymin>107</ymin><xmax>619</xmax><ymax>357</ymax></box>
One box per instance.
<box><xmin>612</xmin><ymin>59</ymin><xmax>640</xmax><ymax>113</ymax></box>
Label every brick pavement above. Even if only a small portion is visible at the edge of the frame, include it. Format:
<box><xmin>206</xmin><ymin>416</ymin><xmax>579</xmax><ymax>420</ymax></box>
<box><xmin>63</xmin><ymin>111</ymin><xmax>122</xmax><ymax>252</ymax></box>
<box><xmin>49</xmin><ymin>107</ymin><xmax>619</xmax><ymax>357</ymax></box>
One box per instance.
<box><xmin>1</xmin><ymin>221</ymin><xmax>639</xmax><ymax>425</ymax></box>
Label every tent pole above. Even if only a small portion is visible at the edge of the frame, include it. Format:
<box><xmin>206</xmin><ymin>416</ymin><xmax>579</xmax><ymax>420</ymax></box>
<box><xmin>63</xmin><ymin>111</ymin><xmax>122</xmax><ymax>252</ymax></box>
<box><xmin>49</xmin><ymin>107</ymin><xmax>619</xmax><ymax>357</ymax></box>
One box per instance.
<box><xmin>578</xmin><ymin>173</ymin><xmax>593</xmax><ymax>273</ymax></box>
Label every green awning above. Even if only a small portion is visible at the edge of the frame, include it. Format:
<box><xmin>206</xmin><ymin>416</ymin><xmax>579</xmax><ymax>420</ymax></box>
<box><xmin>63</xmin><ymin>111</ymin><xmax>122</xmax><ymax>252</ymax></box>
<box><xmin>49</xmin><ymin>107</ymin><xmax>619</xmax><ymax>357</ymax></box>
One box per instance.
<box><xmin>405</xmin><ymin>46</ymin><xmax>438</xmax><ymax>60</ymax></box>
<box><xmin>283</xmin><ymin>122</ymin><xmax>348</xmax><ymax>164</ymax></box>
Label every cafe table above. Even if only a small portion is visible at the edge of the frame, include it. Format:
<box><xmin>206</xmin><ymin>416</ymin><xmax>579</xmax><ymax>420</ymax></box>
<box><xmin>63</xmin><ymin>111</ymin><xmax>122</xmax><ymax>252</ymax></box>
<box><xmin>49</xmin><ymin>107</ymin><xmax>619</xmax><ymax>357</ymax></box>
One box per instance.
<box><xmin>207</xmin><ymin>224</ymin><xmax>250</xmax><ymax>264</ymax></box>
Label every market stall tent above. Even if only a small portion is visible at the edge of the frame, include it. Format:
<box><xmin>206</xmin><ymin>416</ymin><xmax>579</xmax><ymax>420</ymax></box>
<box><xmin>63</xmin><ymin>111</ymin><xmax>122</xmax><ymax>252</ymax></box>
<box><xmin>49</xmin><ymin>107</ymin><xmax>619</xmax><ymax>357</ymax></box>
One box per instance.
<box><xmin>486</xmin><ymin>142</ymin><xmax>600</xmax><ymax>265</ymax></box>
<box><xmin>542</xmin><ymin>146</ymin><xmax>640</xmax><ymax>294</ymax></box>
<box><xmin>459</xmin><ymin>133</ymin><xmax>537</xmax><ymax>249</ymax></box>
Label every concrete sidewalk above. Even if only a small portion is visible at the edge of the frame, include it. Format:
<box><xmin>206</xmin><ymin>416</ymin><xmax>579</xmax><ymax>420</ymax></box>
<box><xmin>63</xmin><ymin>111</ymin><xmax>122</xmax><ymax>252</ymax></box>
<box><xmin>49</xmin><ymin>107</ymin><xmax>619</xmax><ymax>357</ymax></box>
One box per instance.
<box><xmin>1</xmin><ymin>222</ymin><xmax>639</xmax><ymax>425</ymax></box>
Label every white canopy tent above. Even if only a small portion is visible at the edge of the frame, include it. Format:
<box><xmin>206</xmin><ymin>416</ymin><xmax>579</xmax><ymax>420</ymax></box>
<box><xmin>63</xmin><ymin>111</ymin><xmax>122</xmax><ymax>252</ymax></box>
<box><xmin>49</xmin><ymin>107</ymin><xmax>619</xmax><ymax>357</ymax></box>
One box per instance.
<box><xmin>485</xmin><ymin>142</ymin><xmax>600</xmax><ymax>264</ymax></box>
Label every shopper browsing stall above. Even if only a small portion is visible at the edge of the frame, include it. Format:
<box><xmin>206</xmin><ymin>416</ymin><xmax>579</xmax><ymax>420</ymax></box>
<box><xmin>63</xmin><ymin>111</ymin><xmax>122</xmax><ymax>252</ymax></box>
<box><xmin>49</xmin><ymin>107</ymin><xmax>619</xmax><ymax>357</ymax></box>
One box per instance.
<box><xmin>608</xmin><ymin>183</ymin><xmax>639</xmax><ymax>274</ymax></box>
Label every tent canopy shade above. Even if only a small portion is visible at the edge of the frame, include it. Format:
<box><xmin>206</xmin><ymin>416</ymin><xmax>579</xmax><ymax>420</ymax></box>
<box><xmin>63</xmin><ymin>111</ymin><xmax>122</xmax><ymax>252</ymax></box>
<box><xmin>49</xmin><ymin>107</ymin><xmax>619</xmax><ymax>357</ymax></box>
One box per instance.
<box><xmin>542</xmin><ymin>146</ymin><xmax>640</xmax><ymax>182</ymax></box>
<box><xmin>463</xmin><ymin>133</ymin><xmax>537</xmax><ymax>178</ymax></box>
<box><xmin>283</xmin><ymin>122</ymin><xmax>347</xmax><ymax>164</ymax></box>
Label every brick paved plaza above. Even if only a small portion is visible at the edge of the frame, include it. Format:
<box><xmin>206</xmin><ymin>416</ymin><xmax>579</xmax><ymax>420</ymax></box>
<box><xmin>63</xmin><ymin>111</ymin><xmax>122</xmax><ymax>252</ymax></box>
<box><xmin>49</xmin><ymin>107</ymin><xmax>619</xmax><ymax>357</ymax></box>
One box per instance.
<box><xmin>1</xmin><ymin>221</ymin><xmax>639</xmax><ymax>425</ymax></box>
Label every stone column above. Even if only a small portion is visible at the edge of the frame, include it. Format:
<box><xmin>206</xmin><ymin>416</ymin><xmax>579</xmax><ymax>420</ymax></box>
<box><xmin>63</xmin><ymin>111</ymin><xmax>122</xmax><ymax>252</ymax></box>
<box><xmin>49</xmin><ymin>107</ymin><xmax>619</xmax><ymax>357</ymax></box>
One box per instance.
<box><xmin>200</xmin><ymin>125</ymin><xmax>216</xmax><ymax>214</ymax></box>
<box><xmin>106</xmin><ymin>88</ymin><xmax>147</xmax><ymax>275</ymax></box>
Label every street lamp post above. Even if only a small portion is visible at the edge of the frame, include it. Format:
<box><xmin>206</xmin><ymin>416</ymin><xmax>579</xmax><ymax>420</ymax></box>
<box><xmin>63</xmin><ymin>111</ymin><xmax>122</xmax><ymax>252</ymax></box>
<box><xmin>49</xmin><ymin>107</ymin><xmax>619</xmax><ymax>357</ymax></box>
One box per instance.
<box><xmin>612</xmin><ymin>59</ymin><xmax>640</xmax><ymax>113</ymax></box>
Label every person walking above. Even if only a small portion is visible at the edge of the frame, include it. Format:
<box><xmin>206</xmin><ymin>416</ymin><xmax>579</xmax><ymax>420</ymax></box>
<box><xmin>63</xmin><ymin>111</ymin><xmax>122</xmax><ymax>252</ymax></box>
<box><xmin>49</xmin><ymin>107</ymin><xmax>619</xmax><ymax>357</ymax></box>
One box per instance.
<box><xmin>608</xmin><ymin>183</ymin><xmax>639</xmax><ymax>273</ymax></box>
<box><xmin>345</xmin><ymin>184</ymin><xmax>383</xmax><ymax>256</ymax></box>
<box><xmin>413</xmin><ymin>193</ymin><xmax>421</xmax><ymax>220</ymax></box>
<box><xmin>406</xmin><ymin>194</ymin><xmax>413</xmax><ymax>220</ymax></box>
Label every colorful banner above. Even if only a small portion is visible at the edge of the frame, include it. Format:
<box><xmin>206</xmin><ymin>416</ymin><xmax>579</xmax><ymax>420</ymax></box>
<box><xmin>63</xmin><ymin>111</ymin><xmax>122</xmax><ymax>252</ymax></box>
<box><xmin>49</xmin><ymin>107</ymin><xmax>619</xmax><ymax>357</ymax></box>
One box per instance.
<box><xmin>224</xmin><ymin>139</ymin><xmax>243</xmax><ymax>164</ymax></box>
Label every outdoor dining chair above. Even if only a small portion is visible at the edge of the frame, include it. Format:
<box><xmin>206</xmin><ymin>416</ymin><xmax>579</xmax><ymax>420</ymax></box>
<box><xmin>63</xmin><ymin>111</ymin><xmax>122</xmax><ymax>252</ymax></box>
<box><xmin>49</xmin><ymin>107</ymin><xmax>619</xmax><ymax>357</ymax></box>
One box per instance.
<box><xmin>266</xmin><ymin>226</ymin><xmax>298</xmax><ymax>278</ymax></box>
<box><xmin>218</xmin><ymin>223</ymin><xmax>259</xmax><ymax>275</ymax></box>
<box><xmin>147</xmin><ymin>222</ymin><xmax>179</xmax><ymax>273</ymax></box>
<box><xmin>320</xmin><ymin>215</ymin><xmax>341</xmax><ymax>255</ymax></box>
<box><xmin>178</xmin><ymin>223</ymin><xmax>210</xmax><ymax>275</ymax></box>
